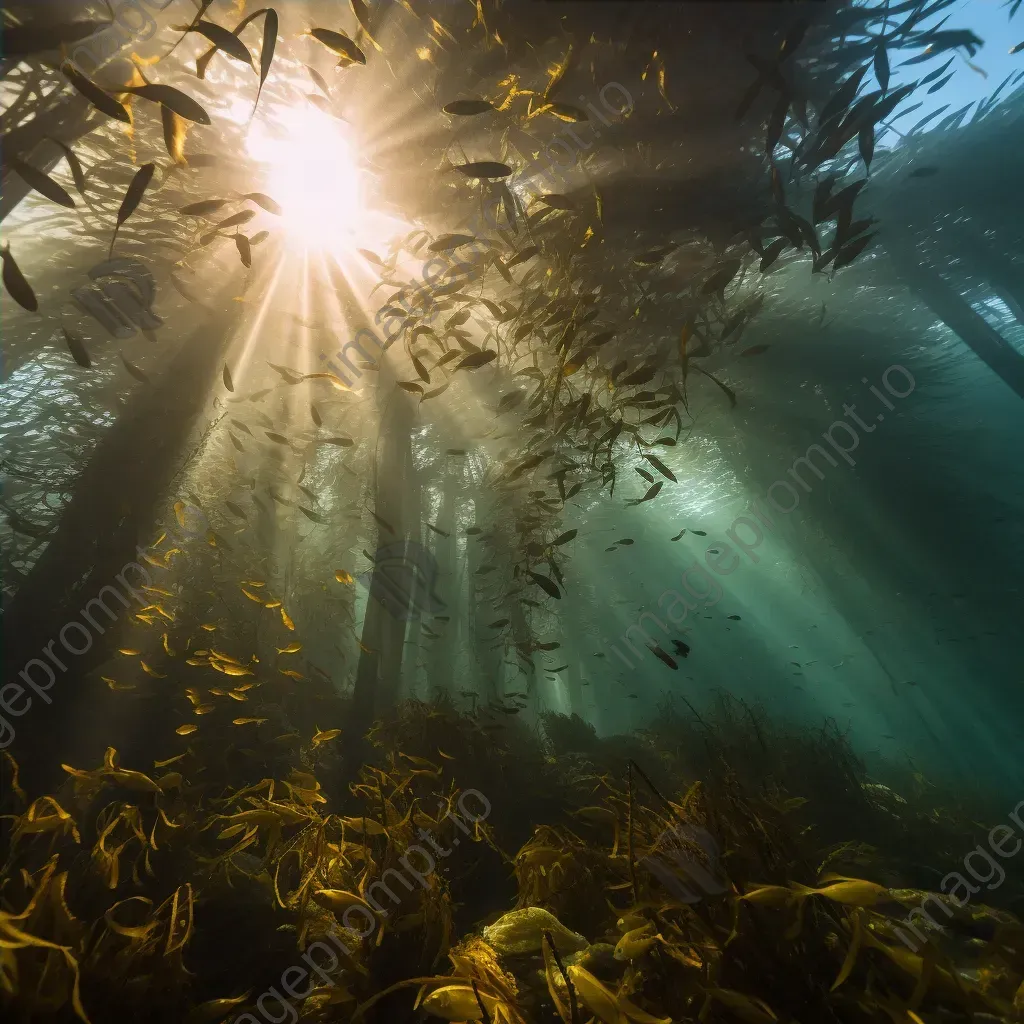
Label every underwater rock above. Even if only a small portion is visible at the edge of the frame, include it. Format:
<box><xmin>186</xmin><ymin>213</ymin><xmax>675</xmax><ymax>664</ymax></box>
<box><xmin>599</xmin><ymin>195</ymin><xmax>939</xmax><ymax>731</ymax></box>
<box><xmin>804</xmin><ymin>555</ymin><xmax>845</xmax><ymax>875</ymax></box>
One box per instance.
<box><xmin>482</xmin><ymin>906</ymin><xmax>588</xmax><ymax>956</ymax></box>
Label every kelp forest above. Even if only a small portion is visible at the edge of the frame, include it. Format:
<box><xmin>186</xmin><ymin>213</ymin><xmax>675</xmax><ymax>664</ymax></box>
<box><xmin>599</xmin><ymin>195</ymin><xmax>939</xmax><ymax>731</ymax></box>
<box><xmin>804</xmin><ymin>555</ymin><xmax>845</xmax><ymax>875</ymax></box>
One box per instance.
<box><xmin>2</xmin><ymin>1</ymin><xmax>1024</xmax><ymax>1022</ymax></box>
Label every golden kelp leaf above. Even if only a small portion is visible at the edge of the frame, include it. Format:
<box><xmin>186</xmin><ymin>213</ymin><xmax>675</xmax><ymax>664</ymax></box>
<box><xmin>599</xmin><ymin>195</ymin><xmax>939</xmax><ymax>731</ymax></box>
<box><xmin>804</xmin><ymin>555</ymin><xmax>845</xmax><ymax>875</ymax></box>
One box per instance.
<box><xmin>704</xmin><ymin>988</ymin><xmax>778</xmax><ymax>1024</ymax></box>
<box><xmin>483</xmin><ymin>907</ymin><xmax>587</xmax><ymax>956</ymax></box>
<box><xmin>201</xmin><ymin>623</ymin><xmax>217</xmax><ymax>631</ymax></box>
<box><xmin>831</xmin><ymin>910</ymin><xmax>864</xmax><ymax>991</ymax></box>
<box><xmin>544</xmin><ymin>42</ymin><xmax>573</xmax><ymax>99</ymax></box>
<box><xmin>175</xmin><ymin>724</ymin><xmax>198</xmax><ymax>735</ymax></box>
<box><xmin>338</xmin><ymin>816</ymin><xmax>387</xmax><ymax>835</ymax></box>
<box><xmin>312</xmin><ymin>889</ymin><xmax>374</xmax><ymax>915</ymax></box>
<box><xmin>154</xmin><ymin>753</ymin><xmax>187</xmax><ymax>767</ymax></box>
<box><xmin>335</xmin><ymin>570</ymin><xmax>354</xmax><ymax>584</ymax></box>
<box><xmin>165</xmin><ymin>883</ymin><xmax>194</xmax><ymax>954</ymax></box>
<box><xmin>350</xmin><ymin>0</ymin><xmax>382</xmax><ymax>51</ymax></box>
<box><xmin>184</xmin><ymin>993</ymin><xmax>253</xmax><ymax>1024</ymax></box>
<box><xmin>161</xmin><ymin>103</ymin><xmax>188</xmax><ymax>164</ymax></box>
<box><xmin>311</xmin><ymin>727</ymin><xmax>341</xmax><ymax>747</ymax></box>
<box><xmin>104</xmin><ymin>896</ymin><xmax>156</xmax><ymax>939</ymax></box>
<box><xmin>566</xmin><ymin>966</ymin><xmax>622</xmax><ymax>1024</ymax></box>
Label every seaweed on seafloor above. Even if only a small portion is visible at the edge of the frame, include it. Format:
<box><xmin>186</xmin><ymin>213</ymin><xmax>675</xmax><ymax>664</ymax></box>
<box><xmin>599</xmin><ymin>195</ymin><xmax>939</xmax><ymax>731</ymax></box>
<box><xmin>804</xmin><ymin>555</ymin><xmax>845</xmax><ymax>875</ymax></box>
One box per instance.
<box><xmin>2</xmin><ymin>699</ymin><xmax>1023</xmax><ymax>1024</ymax></box>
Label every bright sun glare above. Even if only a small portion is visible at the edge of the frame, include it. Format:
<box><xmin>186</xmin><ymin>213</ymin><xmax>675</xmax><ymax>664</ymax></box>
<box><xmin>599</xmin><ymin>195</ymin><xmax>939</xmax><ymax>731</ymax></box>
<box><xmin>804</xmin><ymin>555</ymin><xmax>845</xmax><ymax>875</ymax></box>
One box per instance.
<box><xmin>247</xmin><ymin>102</ymin><xmax>363</xmax><ymax>248</ymax></box>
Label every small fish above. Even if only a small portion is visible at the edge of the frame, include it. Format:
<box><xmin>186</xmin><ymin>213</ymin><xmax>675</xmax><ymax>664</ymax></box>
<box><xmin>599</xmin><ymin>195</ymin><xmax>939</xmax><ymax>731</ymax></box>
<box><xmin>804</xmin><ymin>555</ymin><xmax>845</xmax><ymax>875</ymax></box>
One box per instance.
<box><xmin>648</xmin><ymin>644</ymin><xmax>678</xmax><ymax>670</ymax></box>
<box><xmin>9</xmin><ymin>156</ymin><xmax>76</xmax><ymax>208</ymax></box>
<box><xmin>727</xmin><ymin>614</ymin><xmax>741</xmax><ymax>621</ymax></box>
<box><xmin>60</xmin><ymin>61</ymin><xmax>130</xmax><ymax>121</ymax></box>
<box><xmin>62</xmin><ymin>327</ymin><xmax>90</xmax><ymax>367</ymax></box>
<box><xmin>235</xmin><ymin>233</ymin><xmax>252</xmax><ymax>268</ymax></box>
<box><xmin>671</xmin><ymin>639</ymin><xmax>691</xmax><ymax>658</ymax></box>
<box><xmin>311</xmin><ymin>726</ymin><xmax>341</xmax><ymax>747</ymax></box>
<box><xmin>310</xmin><ymin>28</ymin><xmax>366</xmax><ymax>64</ymax></box>
<box><xmin>454</xmin><ymin>161</ymin><xmax>513</xmax><ymax>179</ymax></box>
<box><xmin>110</xmin><ymin>163</ymin><xmax>156</xmax><ymax>259</ymax></box>
<box><xmin>176</xmin><ymin>724</ymin><xmax>199</xmax><ymax>736</ymax></box>
<box><xmin>2</xmin><ymin>245</ymin><xmax>38</xmax><ymax>311</ymax></box>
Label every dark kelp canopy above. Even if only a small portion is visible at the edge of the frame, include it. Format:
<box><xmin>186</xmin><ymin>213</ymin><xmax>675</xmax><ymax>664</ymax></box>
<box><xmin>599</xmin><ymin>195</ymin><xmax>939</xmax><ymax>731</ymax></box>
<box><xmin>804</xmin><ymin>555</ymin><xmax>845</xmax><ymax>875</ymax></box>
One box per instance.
<box><xmin>2</xmin><ymin>1</ymin><xmax>1024</xmax><ymax>1022</ymax></box>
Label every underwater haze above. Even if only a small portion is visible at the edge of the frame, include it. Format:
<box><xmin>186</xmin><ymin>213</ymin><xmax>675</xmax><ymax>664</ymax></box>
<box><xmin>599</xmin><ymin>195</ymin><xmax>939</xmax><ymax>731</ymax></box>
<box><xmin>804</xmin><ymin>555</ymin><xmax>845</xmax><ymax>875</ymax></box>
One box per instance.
<box><xmin>2</xmin><ymin>1</ymin><xmax>1024</xmax><ymax>1022</ymax></box>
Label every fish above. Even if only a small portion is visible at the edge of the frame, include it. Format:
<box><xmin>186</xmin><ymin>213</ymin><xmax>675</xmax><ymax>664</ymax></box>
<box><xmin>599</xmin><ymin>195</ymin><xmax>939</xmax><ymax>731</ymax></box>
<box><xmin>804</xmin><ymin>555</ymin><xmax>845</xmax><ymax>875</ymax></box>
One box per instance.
<box><xmin>311</xmin><ymin>28</ymin><xmax>366</xmax><ymax>64</ymax></box>
<box><xmin>8</xmin><ymin>156</ymin><xmax>76</xmax><ymax>208</ymax></box>
<box><xmin>243</xmin><ymin>192</ymin><xmax>282</xmax><ymax>215</ymax></box>
<box><xmin>235</xmin><ymin>233</ymin><xmax>252</xmax><ymax>268</ymax></box>
<box><xmin>2</xmin><ymin>245</ymin><xmax>38</xmax><ymax>311</ymax></box>
<box><xmin>648</xmin><ymin>644</ymin><xmax>678</xmax><ymax>669</ymax></box>
<box><xmin>60</xmin><ymin>61</ymin><xmax>131</xmax><ymax>121</ymax></box>
<box><xmin>181</xmin><ymin>198</ymin><xmax>228</xmax><ymax>216</ymax></box>
<box><xmin>110</xmin><ymin>163</ymin><xmax>156</xmax><ymax>259</ymax></box>
<box><xmin>191</xmin><ymin>19</ymin><xmax>253</xmax><ymax>67</ymax></box>
<box><xmin>443</xmin><ymin>99</ymin><xmax>494</xmax><ymax>115</ymax></box>
<box><xmin>454</xmin><ymin>161</ymin><xmax>513</xmax><ymax>179</ymax></box>
<box><xmin>311</xmin><ymin>727</ymin><xmax>341</xmax><ymax>747</ymax></box>
<box><xmin>121</xmin><ymin>84</ymin><xmax>212</xmax><ymax>124</ymax></box>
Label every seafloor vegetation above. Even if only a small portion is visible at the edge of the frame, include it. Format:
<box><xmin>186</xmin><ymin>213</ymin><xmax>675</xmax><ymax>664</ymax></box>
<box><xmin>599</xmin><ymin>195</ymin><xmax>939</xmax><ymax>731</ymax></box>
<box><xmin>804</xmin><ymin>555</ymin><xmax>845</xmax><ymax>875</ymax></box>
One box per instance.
<box><xmin>2</xmin><ymin>694</ymin><xmax>1022</xmax><ymax>1024</ymax></box>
